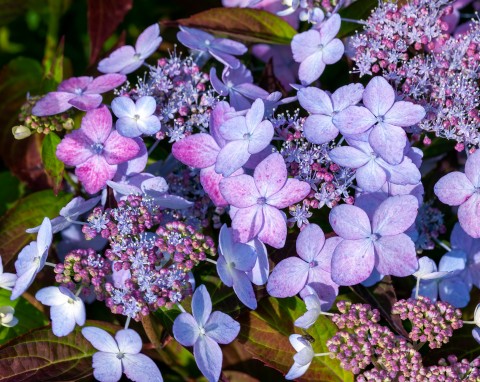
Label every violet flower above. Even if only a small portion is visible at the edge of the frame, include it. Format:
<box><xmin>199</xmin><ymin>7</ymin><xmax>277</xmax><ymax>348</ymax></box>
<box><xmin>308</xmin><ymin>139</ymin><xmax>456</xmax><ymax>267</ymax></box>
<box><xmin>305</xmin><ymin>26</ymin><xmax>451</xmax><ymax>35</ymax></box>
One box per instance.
<box><xmin>32</xmin><ymin>74</ymin><xmax>126</xmax><ymax>116</ymax></box>
<box><xmin>329</xmin><ymin>195</ymin><xmax>419</xmax><ymax>285</ymax></box>
<box><xmin>111</xmin><ymin>95</ymin><xmax>161</xmax><ymax>137</ymax></box>
<box><xmin>219</xmin><ymin>152</ymin><xmax>311</xmax><ymax>248</ymax></box>
<box><xmin>56</xmin><ymin>106</ymin><xmax>141</xmax><ymax>194</ymax></box>
<box><xmin>173</xmin><ymin>284</ymin><xmax>240</xmax><ymax>382</ymax></box>
<box><xmin>82</xmin><ymin>326</ymin><xmax>163</xmax><ymax>382</ymax></box>
<box><xmin>98</xmin><ymin>24</ymin><xmax>162</xmax><ymax>74</ymax></box>
<box><xmin>291</xmin><ymin>14</ymin><xmax>344</xmax><ymax>84</ymax></box>
<box><xmin>267</xmin><ymin>223</ymin><xmax>340</xmax><ymax>309</ymax></box>
<box><xmin>177</xmin><ymin>26</ymin><xmax>247</xmax><ymax>69</ymax></box>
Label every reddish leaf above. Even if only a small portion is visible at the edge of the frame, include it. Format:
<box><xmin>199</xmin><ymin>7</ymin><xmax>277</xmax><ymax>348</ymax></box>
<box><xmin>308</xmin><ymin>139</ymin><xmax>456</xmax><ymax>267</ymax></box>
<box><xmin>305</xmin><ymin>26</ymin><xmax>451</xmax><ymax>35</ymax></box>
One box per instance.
<box><xmin>87</xmin><ymin>0</ymin><xmax>133</xmax><ymax>65</ymax></box>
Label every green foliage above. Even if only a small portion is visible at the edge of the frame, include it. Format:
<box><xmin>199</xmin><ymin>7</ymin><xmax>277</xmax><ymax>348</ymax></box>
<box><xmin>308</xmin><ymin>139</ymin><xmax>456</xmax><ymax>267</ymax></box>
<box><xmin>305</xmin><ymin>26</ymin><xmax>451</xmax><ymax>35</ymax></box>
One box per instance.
<box><xmin>0</xmin><ymin>172</ymin><xmax>21</xmax><ymax>215</ymax></box>
<box><xmin>41</xmin><ymin>132</ymin><xmax>64</xmax><ymax>194</ymax></box>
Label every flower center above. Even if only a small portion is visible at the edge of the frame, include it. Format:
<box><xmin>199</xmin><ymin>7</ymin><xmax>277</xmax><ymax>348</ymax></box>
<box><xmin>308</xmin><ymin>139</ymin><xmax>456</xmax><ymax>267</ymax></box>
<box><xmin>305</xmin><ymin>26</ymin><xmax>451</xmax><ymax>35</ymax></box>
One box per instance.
<box><xmin>243</xmin><ymin>132</ymin><xmax>252</xmax><ymax>140</ymax></box>
<box><xmin>377</xmin><ymin>115</ymin><xmax>385</xmax><ymax>123</ymax></box>
<box><xmin>257</xmin><ymin>197</ymin><xmax>267</xmax><ymax>205</ymax></box>
<box><xmin>317</xmin><ymin>43</ymin><xmax>324</xmax><ymax>51</ymax></box>
<box><xmin>205</xmin><ymin>40</ymin><xmax>211</xmax><ymax>46</ymax></box>
<box><xmin>116</xmin><ymin>352</ymin><xmax>125</xmax><ymax>359</ymax></box>
<box><xmin>369</xmin><ymin>233</ymin><xmax>380</xmax><ymax>242</ymax></box>
<box><xmin>309</xmin><ymin>260</ymin><xmax>318</xmax><ymax>268</ymax></box>
<box><xmin>133</xmin><ymin>53</ymin><xmax>142</xmax><ymax>60</ymax></box>
<box><xmin>133</xmin><ymin>114</ymin><xmax>141</xmax><ymax>121</ymax></box>
<box><xmin>68</xmin><ymin>298</ymin><xmax>75</xmax><ymax>304</ymax></box>
<box><xmin>74</xmin><ymin>88</ymin><xmax>84</xmax><ymax>95</ymax></box>
<box><xmin>199</xmin><ymin>327</ymin><xmax>206</xmax><ymax>335</ymax></box>
<box><xmin>91</xmin><ymin>142</ymin><xmax>104</xmax><ymax>155</ymax></box>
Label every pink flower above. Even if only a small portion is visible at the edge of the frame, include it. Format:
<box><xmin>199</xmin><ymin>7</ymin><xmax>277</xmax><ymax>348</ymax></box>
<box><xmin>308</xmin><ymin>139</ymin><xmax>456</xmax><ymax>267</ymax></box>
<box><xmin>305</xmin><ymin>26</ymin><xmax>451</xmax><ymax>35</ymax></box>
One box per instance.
<box><xmin>219</xmin><ymin>152</ymin><xmax>311</xmax><ymax>248</ymax></box>
<box><xmin>56</xmin><ymin>106</ymin><xmax>141</xmax><ymax>194</ymax></box>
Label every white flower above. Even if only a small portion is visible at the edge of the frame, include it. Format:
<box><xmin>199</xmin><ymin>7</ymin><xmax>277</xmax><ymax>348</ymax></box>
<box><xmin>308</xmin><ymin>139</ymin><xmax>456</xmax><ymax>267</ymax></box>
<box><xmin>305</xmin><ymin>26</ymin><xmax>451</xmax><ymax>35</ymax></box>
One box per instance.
<box><xmin>112</xmin><ymin>96</ymin><xmax>161</xmax><ymax>138</ymax></box>
<box><xmin>0</xmin><ymin>256</ymin><xmax>17</xmax><ymax>291</ymax></box>
<box><xmin>0</xmin><ymin>306</ymin><xmax>18</xmax><ymax>327</ymax></box>
<box><xmin>294</xmin><ymin>286</ymin><xmax>322</xmax><ymax>329</ymax></box>
<box><xmin>285</xmin><ymin>334</ymin><xmax>314</xmax><ymax>380</ymax></box>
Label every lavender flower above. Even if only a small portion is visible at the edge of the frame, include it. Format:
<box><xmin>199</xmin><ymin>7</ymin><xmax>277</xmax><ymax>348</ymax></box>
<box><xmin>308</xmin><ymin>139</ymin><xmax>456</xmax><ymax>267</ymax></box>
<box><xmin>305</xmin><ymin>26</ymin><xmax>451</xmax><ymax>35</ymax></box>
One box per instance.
<box><xmin>0</xmin><ymin>256</ymin><xmax>17</xmax><ymax>291</ymax></box>
<box><xmin>111</xmin><ymin>96</ymin><xmax>161</xmax><ymax>137</ymax></box>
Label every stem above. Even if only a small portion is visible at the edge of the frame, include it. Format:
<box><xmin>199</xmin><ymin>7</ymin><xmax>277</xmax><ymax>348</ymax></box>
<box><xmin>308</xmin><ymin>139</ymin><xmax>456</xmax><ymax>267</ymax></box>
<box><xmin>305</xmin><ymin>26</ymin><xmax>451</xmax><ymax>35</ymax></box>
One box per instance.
<box><xmin>314</xmin><ymin>352</ymin><xmax>333</xmax><ymax>357</ymax></box>
<box><xmin>463</xmin><ymin>320</ymin><xmax>477</xmax><ymax>325</ymax></box>
<box><xmin>124</xmin><ymin>316</ymin><xmax>131</xmax><ymax>330</ymax></box>
<box><xmin>205</xmin><ymin>258</ymin><xmax>217</xmax><ymax>265</ymax></box>
<box><xmin>415</xmin><ymin>277</ymin><xmax>421</xmax><ymax>299</ymax></box>
<box><xmin>341</xmin><ymin>17</ymin><xmax>367</xmax><ymax>25</ymax></box>
<box><xmin>432</xmin><ymin>237</ymin><xmax>451</xmax><ymax>252</ymax></box>
<box><xmin>177</xmin><ymin>303</ymin><xmax>187</xmax><ymax>313</ymax></box>
<box><xmin>320</xmin><ymin>311</ymin><xmax>335</xmax><ymax>317</ymax></box>
<box><xmin>44</xmin><ymin>261</ymin><xmax>57</xmax><ymax>268</ymax></box>
<box><xmin>65</xmin><ymin>216</ymin><xmax>87</xmax><ymax>226</ymax></box>
<box><xmin>63</xmin><ymin>171</ymin><xmax>81</xmax><ymax>195</ymax></box>
<box><xmin>75</xmin><ymin>285</ymin><xmax>83</xmax><ymax>297</ymax></box>
<box><xmin>148</xmin><ymin>138</ymin><xmax>161</xmax><ymax>155</ymax></box>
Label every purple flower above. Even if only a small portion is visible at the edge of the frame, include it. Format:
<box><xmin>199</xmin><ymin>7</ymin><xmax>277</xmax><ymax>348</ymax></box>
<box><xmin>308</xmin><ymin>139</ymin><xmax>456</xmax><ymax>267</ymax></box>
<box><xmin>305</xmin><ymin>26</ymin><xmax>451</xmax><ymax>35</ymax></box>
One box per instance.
<box><xmin>32</xmin><ymin>74</ymin><xmax>126</xmax><ymax>116</ymax></box>
<box><xmin>215</xmin><ymin>99</ymin><xmax>274</xmax><ymax>176</ymax></box>
<box><xmin>329</xmin><ymin>140</ymin><xmax>421</xmax><ymax>192</ymax></box>
<box><xmin>173</xmin><ymin>284</ymin><xmax>240</xmax><ymax>382</ymax></box>
<box><xmin>11</xmin><ymin>218</ymin><xmax>52</xmax><ymax>300</ymax></box>
<box><xmin>217</xmin><ymin>225</ymin><xmax>257</xmax><ymax>309</ymax></box>
<box><xmin>285</xmin><ymin>334</ymin><xmax>314</xmax><ymax>380</ymax></box>
<box><xmin>56</xmin><ymin>106</ymin><xmax>141</xmax><ymax>194</ymax></box>
<box><xmin>291</xmin><ymin>14</ymin><xmax>344</xmax><ymax>84</ymax></box>
<box><xmin>333</xmin><ymin>77</ymin><xmax>425</xmax><ymax>165</ymax></box>
<box><xmin>98</xmin><ymin>24</ymin><xmax>162</xmax><ymax>74</ymax></box>
<box><xmin>219</xmin><ymin>153</ymin><xmax>311</xmax><ymax>248</ymax></box>
<box><xmin>0</xmin><ymin>256</ymin><xmax>16</xmax><ymax>291</ymax></box>
<box><xmin>294</xmin><ymin>286</ymin><xmax>326</xmax><ymax>329</ymax></box>
<box><xmin>267</xmin><ymin>223</ymin><xmax>340</xmax><ymax>309</ymax></box>
<box><xmin>329</xmin><ymin>195</ymin><xmax>419</xmax><ymax>285</ymax></box>
<box><xmin>82</xmin><ymin>326</ymin><xmax>163</xmax><ymax>382</ymax></box>
<box><xmin>111</xmin><ymin>96</ymin><xmax>161</xmax><ymax>137</ymax></box>
<box><xmin>210</xmin><ymin>65</ymin><xmax>269</xmax><ymax>110</ymax></box>
<box><xmin>435</xmin><ymin>149</ymin><xmax>480</xmax><ymax>238</ymax></box>
<box><xmin>298</xmin><ymin>83</ymin><xmax>364</xmax><ymax>144</ymax></box>
<box><xmin>177</xmin><ymin>27</ymin><xmax>247</xmax><ymax>69</ymax></box>
<box><xmin>252</xmin><ymin>44</ymin><xmax>298</xmax><ymax>90</ymax></box>
<box><xmin>35</xmin><ymin>286</ymin><xmax>86</xmax><ymax>336</ymax></box>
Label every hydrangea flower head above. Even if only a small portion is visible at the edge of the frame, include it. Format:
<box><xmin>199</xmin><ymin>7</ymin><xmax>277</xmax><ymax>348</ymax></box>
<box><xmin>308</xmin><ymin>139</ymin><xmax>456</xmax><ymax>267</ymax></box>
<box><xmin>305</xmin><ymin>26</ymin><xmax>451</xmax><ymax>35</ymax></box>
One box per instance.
<box><xmin>98</xmin><ymin>24</ymin><xmax>162</xmax><ymax>74</ymax></box>
<box><xmin>291</xmin><ymin>14</ymin><xmax>344</xmax><ymax>84</ymax></box>
<box><xmin>35</xmin><ymin>286</ymin><xmax>86</xmax><ymax>336</ymax></box>
<box><xmin>329</xmin><ymin>195</ymin><xmax>419</xmax><ymax>285</ymax></box>
<box><xmin>82</xmin><ymin>326</ymin><xmax>163</xmax><ymax>382</ymax></box>
<box><xmin>32</xmin><ymin>74</ymin><xmax>126</xmax><ymax>116</ymax></box>
<box><xmin>56</xmin><ymin>106</ymin><xmax>141</xmax><ymax>194</ymax></box>
<box><xmin>219</xmin><ymin>152</ymin><xmax>311</xmax><ymax>248</ymax></box>
<box><xmin>111</xmin><ymin>96</ymin><xmax>161</xmax><ymax>137</ymax></box>
<box><xmin>11</xmin><ymin>217</ymin><xmax>52</xmax><ymax>300</ymax></box>
<box><xmin>434</xmin><ymin>149</ymin><xmax>480</xmax><ymax>238</ymax></box>
<box><xmin>173</xmin><ymin>284</ymin><xmax>240</xmax><ymax>382</ymax></box>
<box><xmin>177</xmin><ymin>26</ymin><xmax>247</xmax><ymax>69</ymax></box>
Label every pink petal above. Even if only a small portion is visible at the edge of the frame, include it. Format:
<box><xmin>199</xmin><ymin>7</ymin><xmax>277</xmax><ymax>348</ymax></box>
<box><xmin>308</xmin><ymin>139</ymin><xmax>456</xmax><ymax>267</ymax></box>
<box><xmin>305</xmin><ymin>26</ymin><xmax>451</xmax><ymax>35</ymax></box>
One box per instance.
<box><xmin>136</xmin><ymin>24</ymin><xmax>162</xmax><ymax>57</ymax></box>
<box><xmin>296</xmin><ymin>223</ymin><xmax>325</xmax><ymax>262</ymax></box>
<box><xmin>332</xmin><ymin>106</ymin><xmax>376</xmax><ymax>135</ymax></box>
<box><xmin>85</xmin><ymin>73</ymin><xmax>126</xmax><ymax>94</ymax></box>
<box><xmin>331</xmin><ymin>239</ymin><xmax>375</xmax><ymax>285</ymax></box>
<box><xmin>75</xmin><ymin>156</ymin><xmax>117</xmax><ymax>194</ymax></box>
<box><xmin>267</xmin><ymin>178</ymin><xmax>310</xmax><ymax>209</ymax></box>
<box><xmin>322</xmin><ymin>39</ymin><xmax>344</xmax><ymax>65</ymax></box>
<box><xmin>56</xmin><ymin>131</ymin><xmax>93</xmax><ymax>166</ymax></box>
<box><xmin>254</xmin><ymin>152</ymin><xmax>287</xmax><ymax>198</ymax></box>
<box><xmin>356</xmin><ymin>160</ymin><xmax>387</xmax><ymax>192</ymax></box>
<box><xmin>458</xmin><ymin>194</ymin><xmax>480</xmax><ymax>238</ymax></box>
<box><xmin>465</xmin><ymin>150</ymin><xmax>480</xmax><ymax>187</ymax></box>
<box><xmin>209</xmin><ymin>101</ymin><xmax>235</xmax><ymax>147</ymax></box>
<box><xmin>200</xmin><ymin>166</ymin><xmax>228</xmax><ymax>206</ymax></box>
<box><xmin>219</xmin><ymin>174</ymin><xmax>259</xmax><ymax>208</ymax></box>
<box><xmin>172</xmin><ymin>133</ymin><xmax>220</xmax><ymax>168</ymax></box>
<box><xmin>298</xmin><ymin>87</ymin><xmax>333</xmax><ymax>115</ymax></box>
<box><xmin>434</xmin><ymin>172</ymin><xmax>474</xmax><ymax>206</ymax></box>
<box><xmin>215</xmin><ymin>140</ymin><xmax>251</xmax><ymax>177</ymax></box>
<box><xmin>329</xmin><ymin>204</ymin><xmax>371</xmax><ymax>239</ymax></box>
<box><xmin>81</xmin><ymin>106</ymin><xmax>112</xmax><ymax>143</ymax></box>
<box><xmin>303</xmin><ymin>115</ymin><xmax>339</xmax><ymax>144</ymax></box>
<box><xmin>374</xmin><ymin>234</ymin><xmax>418</xmax><ymax>277</ymax></box>
<box><xmin>258</xmin><ymin>205</ymin><xmax>287</xmax><ymax>248</ymax></box>
<box><xmin>69</xmin><ymin>94</ymin><xmax>103</xmax><ymax>111</ymax></box>
<box><xmin>368</xmin><ymin>123</ymin><xmax>407</xmax><ymax>165</ymax></box>
<box><xmin>298</xmin><ymin>53</ymin><xmax>326</xmax><ymax>85</ymax></box>
<box><xmin>266</xmin><ymin>257</ymin><xmax>309</xmax><ymax>297</ymax></box>
<box><xmin>31</xmin><ymin>92</ymin><xmax>75</xmax><ymax>116</ymax></box>
<box><xmin>232</xmin><ymin>205</ymin><xmax>264</xmax><ymax>243</ymax></box>
<box><xmin>363</xmin><ymin>76</ymin><xmax>395</xmax><ymax>116</ymax></box>
<box><xmin>384</xmin><ymin>101</ymin><xmax>425</xmax><ymax>127</ymax></box>
<box><xmin>372</xmin><ymin>195</ymin><xmax>419</xmax><ymax>236</ymax></box>
<box><xmin>103</xmin><ymin>131</ymin><xmax>141</xmax><ymax>165</ymax></box>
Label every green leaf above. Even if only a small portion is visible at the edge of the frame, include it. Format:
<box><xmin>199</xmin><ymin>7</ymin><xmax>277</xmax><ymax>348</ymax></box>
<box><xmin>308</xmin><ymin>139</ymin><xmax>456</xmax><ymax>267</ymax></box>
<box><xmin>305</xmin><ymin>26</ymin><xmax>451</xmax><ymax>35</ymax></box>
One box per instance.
<box><xmin>338</xmin><ymin>0</ymin><xmax>377</xmax><ymax>38</ymax></box>
<box><xmin>239</xmin><ymin>296</ymin><xmax>353</xmax><ymax>382</ymax></box>
<box><xmin>0</xmin><ymin>172</ymin><xmax>21</xmax><ymax>215</ymax></box>
<box><xmin>422</xmin><ymin>137</ymin><xmax>456</xmax><ymax>159</ymax></box>
<box><xmin>0</xmin><ymin>289</ymin><xmax>48</xmax><ymax>345</ymax></box>
<box><xmin>0</xmin><ymin>320</ymin><xmax>120</xmax><ymax>382</ymax></box>
<box><xmin>42</xmin><ymin>38</ymin><xmax>64</xmax><ymax>92</ymax></box>
<box><xmin>171</xmin><ymin>8</ymin><xmax>297</xmax><ymax>44</ymax></box>
<box><xmin>0</xmin><ymin>190</ymin><xmax>72</xmax><ymax>267</ymax></box>
<box><xmin>41</xmin><ymin>132</ymin><xmax>64</xmax><ymax>193</ymax></box>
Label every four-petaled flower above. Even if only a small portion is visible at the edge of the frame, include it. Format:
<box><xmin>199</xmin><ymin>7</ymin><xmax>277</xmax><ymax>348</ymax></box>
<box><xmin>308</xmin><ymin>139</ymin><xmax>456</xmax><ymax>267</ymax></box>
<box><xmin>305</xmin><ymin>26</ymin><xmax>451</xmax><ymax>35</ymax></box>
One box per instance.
<box><xmin>56</xmin><ymin>106</ymin><xmax>141</xmax><ymax>194</ymax></box>
<box><xmin>111</xmin><ymin>96</ymin><xmax>161</xmax><ymax>138</ymax></box>
<box><xmin>219</xmin><ymin>152</ymin><xmax>311</xmax><ymax>248</ymax></box>
<box><xmin>173</xmin><ymin>284</ymin><xmax>240</xmax><ymax>382</ymax></box>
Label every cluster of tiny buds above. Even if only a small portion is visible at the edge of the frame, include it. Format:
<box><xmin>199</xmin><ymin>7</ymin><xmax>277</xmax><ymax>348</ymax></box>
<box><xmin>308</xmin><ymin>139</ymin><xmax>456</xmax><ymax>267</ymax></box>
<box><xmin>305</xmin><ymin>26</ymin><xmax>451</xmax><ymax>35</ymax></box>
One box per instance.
<box><xmin>12</xmin><ymin>96</ymin><xmax>74</xmax><ymax>139</ymax></box>
<box><xmin>332</xmin><ymin>301</ymin><xmax>381</xmax><ymax>329</ymax></box>
<box><xmin>392</xmin><ymin>296</ymin><xmax>463</xmax><ymax>349</ymax></box>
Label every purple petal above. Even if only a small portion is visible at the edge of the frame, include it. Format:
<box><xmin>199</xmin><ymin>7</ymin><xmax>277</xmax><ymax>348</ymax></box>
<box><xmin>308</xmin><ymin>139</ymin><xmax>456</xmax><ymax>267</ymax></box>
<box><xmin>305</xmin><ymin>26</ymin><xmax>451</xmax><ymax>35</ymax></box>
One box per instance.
<box><xmin>123</xmin><ymin>353</ymin><xmax>164</xmax><ymax>382</ymax></box>
<box><xmin>439</xmin><ymin>278</ymin><xmax>470</xmax><ymax>308</ymax></box>
<box><xmin>374</xmin><ymin>234</ymin><xmax>418</xmax><ymax>277</ymax></box>
<box><xmin>75</xmin><ymin>156</ymin><xmax>117</xmax><ymax>194</ymax></box>
<box><xmin>362</xmin><ymin>76</ymin><xmax>395</xmax><ymax>116</ymax></box>
<box><xmin>205</xmin><ymin>311</ymin><xmax>241</xmax><ymax>343</ymax></box>
<box><xmin>192</xmin><ymin>285</ymin><xmax>212</xmax><ymax>327</ymax></box>
<box><xmin>302</xmin><ymin>273</ymin><xmax>338</xmax><ymax>311</ymax></box>
<box><xmin>211</xmin><ymin>38</ymin><xmax>247</xmax><ymax>56</ymax></box>
<box><xmin>234</xmin><ymin>83</ymin><xmax>269</xmax><ymax>100</ymax></box>
<box><xmin>434</xmin><ymin>172</ymin><xmax>474</xmax><ymax>206</ymax></box>
<box><xmin>294</xmin><ymin>308</ymin><xmax>320</xmax><ymax>329</ymax></box>
<box><xmin>267</xmin><ymin>178</ymin><xmax>310</xmax><ymax>209</ymax></box>
<box><xmin>223</xmin><ymin>64</ymin><xmax>253</xmax><ymax>85</ymax></box>
<box><xmin>172</xmin><ymin>133</ymin><xmax>220</xmax><ymax>168</ymax></box>
<box><xmin>458</xmin><ymin>193</ymin><xmax>480</xmax><ymax>238</ymax></box>
<box><xmin>322</xmin><ymin>39</ymin><xmax>344</xmax><ymax>65</ymax></box>
<box><xmin>246</xmin><ymin>239</ymin><xmax>269</xmax><ymax>286</ymax></box>
<box><xmin>296</xmin><ymin>224</ymin><xmax>325</xmax><ymax>262</ymax></box>
<box><xmin>331</xmin><ymin>83</ymin><xmax>364</xmax><ymax>112</ymax></box>
<box><xmin>194</xmin><ymin>336</ymin><xmax>223</xmax><ymax>382</ymax></box>
<box><xmin>246</xmin><ymin>98</ymin><xmax>265</xmax><ymax>130</ymax></box>
<box><xmin>135</xmin><ymin>24</ymin><xmax>162</xmax><ymax>57</ymax></box>
<box><xmin>85</xmin><ymin>74</ymin><xmax>126</xmax><ymax>94</ymax></box>
<box><xmin>57</xmin><ymin>76</ymin><xmax>92</xmax><ymax>93</ymax></box>
<box><xmin>450</xmin><ymin>223</ymin><xmax>477</xmax><ymax>254</ymax></box>
<box><xmin>217</xmin><ymin>255</ymin><xmax>234</xmax><ymax>287</ymax></box>
<box><xmin>254</xmin><ymin>153</ymin><xmax>287</xmax><ymax>198</ymax></box>
<box><xmin>369</xmin><ymin>123</ymin><xmax>407</xmax><ymax>165</ymax></box>
<box><xmin>116</xmin><ymin>329</ymin><xmax>143</xmax><ymax>354</ymax></box>
<box><xmin>219</xmin><ymin>225</ymin><xmax>256</xmax><ymax>270</ymax></box>
<box><xmin>81</xmin><ymin>106</ymin><xmax>112</xmax><ymax>143</ymax></box>
<box><xmin>111</xmin><ymin>96</ymin><xmax>135</xmax><ymax>118</ymax></box>
<box><xmin>331</xmin><ymin>239</ymin><xmax>375</xmax><ymax>285</ymax></box>
<box><xmin>229</xmin><ymin>90</ymin><xmax>253</xmax><ymax>110</ymax></box>
<box><xmin>382</xmin><ymin>156</ymin><xmax>421</xmax><ymax>185</ymax></box>
<box><xmin>319</xmin><ymin>14</ymin><xmax>341</xmax><ymax>43</ymax></box>
<box><xmin>333</xmin><ymin>106</ymin><xmax>376</xmax><ymax>135</ymax></box>
<box><xmin>50</xmin><ymin>303</ymin><xmax>81</xmax><ymax>336</ymax></box>
<box><xmin>297</xmin><ymin>87</ymin><xmax>333</xmax><ymax>115</ymax></box>
<box><xmin>465</xmin><ymin>150</ymin><xmax>480</xmax><ymax>187</ymax></box>
<box><xmin>219</xmin><ymin>116</ymin><xmax>248</xmax><ymax>141</ymax></box>
<box><xmin>328</xmin><ymin>146</ymin><xmax>370</xmax><ymax>168</ymax></box>
<box><xmin>231</xmin><ymin>205</ymin><xmax>264</xmax><ymax>243</ymax></box>
<box><xmin>56</xmin><ymin>131</ymin><xmax>93</xmax><ymax>166</ymax></box>
<box><xmin>303</xmin><ymin>115</ymin><xmax>339</xmax><ymax>144</ymax></box>
<box><xmin>210</xmin><ymin>49</ymin><xmax>242</xmax><ymax>69</ymax></box>
<box><xmin>209</xmin><ymin>67</ymin><xmax>229</xmax><ymax>96</ymax></box>
<box><xmin>356</xmin><ymin>160</ymin><xmax>388</xmax><ymax>192</ymax></box>
<box><xmin>92</xmin><ymin>352</ymin><xmax>122</xmax><ymax>382</ymax></box>
<box><xmin>209</xmin><ymin>101</ymin><xmax>235</xmax><ymax>147</ymax></box>
<box><xmin>98</xmin><ymin>46</ymin><xmax>135</xmax><ymax>73</ymax></box>
<box><xmin>215</xmin><ymin>140</ymin><xmax>251</xmax><ymax>176</ymax></box>
<box><xmin>298</xmin><ymin>53</ymin><xmax>326</xmax><ymax>85</ymax></box>
<box><xmin>173</xmin><ymin>312</ymin><xmax>200</xmax><ymax>346</ymax></box>
<box><xmin>329</xmin><ymin>204</ymin><xmax>371</xmax><ymax>239</ymax></box>
<box><xmin>292</xmin><ymin>30</ymin><xmax>321</xmax><ymax>62</ymax></box>
<box><xmin>372</xmin><ymin>195</ymin><xmax>418</xmax><ymax>236</ymax></box>
<box><xmin>439</xmin><ymin>250</ymin><xmax>467</xmax><ymax>272</ymax></box>
<box><xmin>266</xmin><ymin>257</ymin><xmax>309</xmax><ymax>297</ymax></box>
<box><xmin>69</xmin><ymin>94</ymin><xmax>103</xmax><ymax>111</ymax></box>
<box><xmin>249</xmin><ymin>120</ymin><xmax>274</xmax><ymax>154</ymax></box>
<box><xmin>258</xmin><ymin>205</ymin><xmax>288</xmax><ymax>249</ymax></box>
<box><xmin>177</xmin><ymin>27</ymin><xmax>210</xmax><ymax>50</ymax></box>
<box><xmin>103</xmin><ymin>131</ymin><xmax>140</xmax><ymax>165</ymax></box>
<box><xmin>115</xmin><ymin>118</ymin><xmax>142</xmax><ymax>138</ymax></box>
<box><xmin>82</xmin><ymin>327</ymin><xmax>119</xmax><ymax>353</ymax></box>
<box><xmin>219</xmin><ymin>174</ymin><xmax>259</xmax><ymax>207</ymax></box>
<box><xmin>31</xmin><ymin>92</ymin><xmax>75</xmax><ymax>116</ymax></box>
<box><xmin>384</xmin><ymin>101</ymin><xmax>425</xmax><ymax>127</ymax></box>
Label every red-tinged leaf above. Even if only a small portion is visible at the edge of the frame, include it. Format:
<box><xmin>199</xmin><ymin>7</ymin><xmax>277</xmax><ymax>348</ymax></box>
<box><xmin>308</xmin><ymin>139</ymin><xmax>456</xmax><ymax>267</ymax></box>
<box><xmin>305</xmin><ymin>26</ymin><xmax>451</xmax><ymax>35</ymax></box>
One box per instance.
<box><xmin>0</xmin><ymin>320</ymin><xmax>120</xmax><ymax>382</ymax></box>
<box><xmin>238</xmin><ymin>297</ymin><xmax>353</xmax><ymax>382</ymax></box>
<box><xmin>169</xmin><ymin>8</ymin><xmax>297</xmax><ymax>45</ymax></box>
<box><xmin>87</xmin><ymin>0</ymin><xmax>133</xmax><ymax>65</ymax></box>
<box><xmin>0</xmin><ymin>190</ymin><xmax>72</xmax><ymax>268</ymax></box>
